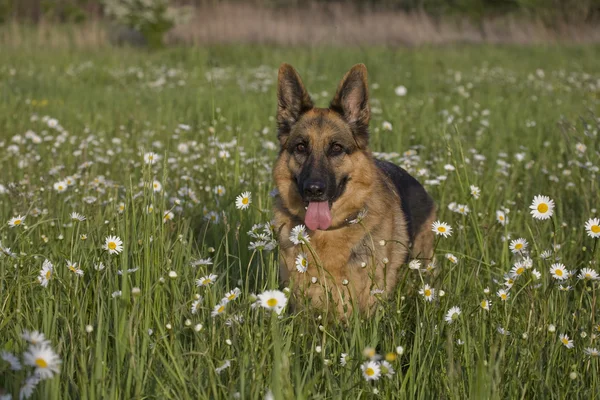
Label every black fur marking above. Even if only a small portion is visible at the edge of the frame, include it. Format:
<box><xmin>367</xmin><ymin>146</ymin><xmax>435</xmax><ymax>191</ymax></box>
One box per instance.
<box><xmin>374</xmin><ymin>159</ymin><xmax>434</xmax><ymax>243</ymax></box>
<box><xmin>296</xmin><ymin>154</ymin><xmax>337</xmax><ymax>203</ymax></box>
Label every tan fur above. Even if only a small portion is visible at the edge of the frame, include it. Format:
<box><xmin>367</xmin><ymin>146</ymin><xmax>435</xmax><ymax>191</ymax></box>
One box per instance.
<box><xmin>410</xmin><ymin>210</ymin><xmax>437</xmax><ymax>262</ymax></box>
<box><xmin>273</xmin><ymin>64</ymin><xmax>435</xmax><ymax>318</ymax></box>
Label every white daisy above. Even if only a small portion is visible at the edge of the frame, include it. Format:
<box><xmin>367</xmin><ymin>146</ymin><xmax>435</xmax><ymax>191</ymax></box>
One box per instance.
<box><xmin>235</xmin><ymin>191</ymin><xmax>252</xmax><ymax>210</ymax></box>
<box><xmin>380</xmin><ymin>360</ymin><xmax>395</xmax><ymax>378</ymax></box>
<box><xmin>585</xmin><ymin>217</ymin><xmax>600</xmax><ymax>238</ymax></box>
<box><xmin>530</xmin><ymin>195</ymin><xmax>554</xmax><ymax>220</ymax></box>
<box><xmin>191</xmin><ymin>298</ymin><xmax>202</xmax><ymax>314</ymax></box>
<box><xmin>361</xmin><ymin>360</ymin><xmax>381</xmax><ymax>381</ymax></box>
<box><xmin>340</xmin><ymin>353</ymin><xmax>348</xmax><ymax>366</ymax></box>
<box><xmin>152</xmin><ymin>180</ymin><xmax>162</xmax><ymax>192</ymax></box>
<box><xmin>70</xmin><ymin>212</ymin><xmax>86</xmax><ymax>221</ymax></box>
<box><xmin>144</xmin><ymin>152</ymin><xmax>160</xmax><ymax>165</ymax></box>
<box><xmin>211</xmin><ymin>301</ymin><xmax>227</xmax><ymax>317</ymax></box>
<box><xmin>445</xmin><ymin>306</ymin><xmax>462</xmax><ymax>324</ymax></box>
<box><xmin>257</xmin><ymin>290</ymin><xmax>288</xmax><ymax>315</ymax></box>
<box><xmin>419</xmin><ymin>284</ymin><xmax>435</xmax><ymax>302</ymax></box>
<box><xmin>509</xmin><ymin>238</ymin><xmax>528</xmax><ymax>253</ymax></box>
<box><xmin>559</xmin><ymin>333</ymin><xmax>574</xmax><ymax>349</ymax></box>
<box><xmin>196</xmin><ymin>274</ymin><xmax>218</xmax><ymax>287</ymax></box>
<box><xmin>1</xmin><ymin>350</ymin><xmax>22</xmax><ymax>370</ymax></box>
<box><xmin>163</xmin><ymin>211</ymin><xmax>174</xmax><ymax>223</ymax></box>
<box><xmin>456</xmin><ymin>204</ymin><xmax>470</xmax><ymax>215</ymax></box>
<box><xmin>214</xmin><ymin>185</ymin><xmax>226</xmax><ymax>197</ymax></box>
<box><xmin>509</xmin><ymin>262</ymin><xmax>525</xmax><ymax>279</ymax></box>
<box><xmin>584</xmin><ymin>347</ymin><xmax>600</xmax><ymax>357</ymax></box>
<box><xmin>578</xmin><ymin>268</ymin><xmax>599</xmax><ymax>281</ymax></box>
<box><xmin>103</xmin><ymin>236</ymin><xmax>123</xmax><ymax>255</ymax></box>
<box><xmin>38</xmin><ymin>259</ymin><xmax>54</xmax><ymax>288</ymax></box>
<box><xmin>8</xmin><ymin>215</ymin><xmax>25</xmax><ymax>228</ymax></box>
<box><xmin>408</xmin><ymin>259</ymin><xmax>421</xmax><ymax>270</ymax></box>
<box><xmin>295</xmin><ymin>253</ymin><xmax>308</xmax><ymax>273</ymax></box>
<box><xmin>470</xmin><ymin>185</ymin><xmax>481</xmax><ymax>199</ymax></box>
<box><xmin>224</xmin><ymin>288</ymin><xmax>242</xmax><ymax>302</ymax></box>
<box><xmin>496</xmin><ymin>210</ymin><xmax>508</xmax><ymax>225</ymax></box>
<box><xmin>480</xmin><ymin>299</ymin><xmax>491</xmax><ymax>311</ymax></box>
<box><xmin>497</xmin><ymin>288</ymin><xmax>510</xmax><ymax>301</ymax></box>
<box><xmin>23</xmin><ymin>343</ymin><xmax>62</xmax><ymax>379</ymax></box>
<box><xmin>431</xmin><ymin>221</ymin><xmax>452</xmax><ymax>237</ymax></box>
<box><xmin>21</xmin><ymin>330</ymin><xmax>49</xmax><ymax>345</ymax></box>
<box><xmin>66</xmin><ymin>260</ymin><xmax>84</xmax><ymax>276</ymax></box>
<box><xmin>445</xmin><ymin>253</ymin><xmax>458</xmax><ymax>264</ymax></box>
<box><xmin>550</xmin><ymin>263</ymin><xmax>569</xmax><ymax>281</ymax></box>
<box><xmin>289</xmin><ymin>225</ymin><xmax>310</xmax><ymax>245</ymax></box>
<box><xmin>19</xmin><ymin>374</ymin><xmax>40</xmax><ymax>399</ymax></box>
<box><xmin>53</xmin><ymin>180</ymin><xmax>68</xmax><ymax>193</ymax></box>
<box><xmin>215</xmin><ymin>360</ymin><xmax>231</xmax><ymax>374</ymax></box>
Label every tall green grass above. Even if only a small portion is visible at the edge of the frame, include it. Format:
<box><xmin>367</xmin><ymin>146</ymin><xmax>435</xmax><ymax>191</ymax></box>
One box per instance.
<box><xmin>0</xmin><ymin>43</ymin><xmax>599</xmax><ymax>399</ymax></box>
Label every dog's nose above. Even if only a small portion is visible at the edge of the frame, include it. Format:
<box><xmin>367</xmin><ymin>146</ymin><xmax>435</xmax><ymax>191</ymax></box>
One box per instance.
<box><xmin>304</xmin><ymin>181</ymin><xmax>326</xmax><ymax>198</ymax></box>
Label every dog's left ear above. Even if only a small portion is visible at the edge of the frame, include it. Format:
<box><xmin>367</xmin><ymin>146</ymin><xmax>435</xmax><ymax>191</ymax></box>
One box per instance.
<box><xmin>329</xmin><ymin>64</ymin><xmax>370</xmax><ymax>148</ymax></box>
<box><xmin>276</xmin><ymin>63</ymin><xmax>314</xmax><ymax>146</ymax></box>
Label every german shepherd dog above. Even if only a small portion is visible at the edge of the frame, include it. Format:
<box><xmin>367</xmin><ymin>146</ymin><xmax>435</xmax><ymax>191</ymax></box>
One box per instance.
<box><xmin>273</xmin><ymin>64</ymin><xmax>436</xmax><ymax>317</ymax></box>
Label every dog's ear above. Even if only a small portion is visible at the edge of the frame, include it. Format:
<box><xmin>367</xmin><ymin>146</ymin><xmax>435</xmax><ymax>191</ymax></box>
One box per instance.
<box><xmin>276</xmin><ymin>64</ymin><xmax>314</xmax><ymax>146</ymax></box>
<box><xmin>329</xmin><ymin>64</ymin><xmax>370</xmax><ymax>148</ymax></box>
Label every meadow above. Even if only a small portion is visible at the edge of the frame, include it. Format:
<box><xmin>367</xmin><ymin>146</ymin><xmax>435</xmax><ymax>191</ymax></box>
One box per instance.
<box><xmin>0</xmin><ymin>42</ymin><xmax>599</xmax><ymax>399</ymax></box>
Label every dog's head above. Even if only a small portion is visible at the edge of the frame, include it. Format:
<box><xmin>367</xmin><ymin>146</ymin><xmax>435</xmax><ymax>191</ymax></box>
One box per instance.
<box><xmin>273</xmin><ymin>64</ymin><xmax>375</xmax><ymax>231</ymax></box>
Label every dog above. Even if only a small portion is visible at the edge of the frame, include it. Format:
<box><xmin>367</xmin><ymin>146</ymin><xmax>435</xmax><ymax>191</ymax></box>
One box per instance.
<box><xmin>272</xmin><ymin>63</ymin><xmax>436</xmax><ymax>317</ymax></box>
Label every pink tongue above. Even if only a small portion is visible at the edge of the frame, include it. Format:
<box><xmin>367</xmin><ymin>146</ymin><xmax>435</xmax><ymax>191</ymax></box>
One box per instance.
<box><xmin>305</xmin><ymin>201</ymin><xmax>332</xmax><ymax>231</ymax></box>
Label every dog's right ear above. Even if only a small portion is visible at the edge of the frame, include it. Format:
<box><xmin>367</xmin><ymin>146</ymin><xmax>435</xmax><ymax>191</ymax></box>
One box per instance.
<box><xmin>276</xmin><ymin>64</ymin><xmax>313</xmax><ymax>146</ymax></box>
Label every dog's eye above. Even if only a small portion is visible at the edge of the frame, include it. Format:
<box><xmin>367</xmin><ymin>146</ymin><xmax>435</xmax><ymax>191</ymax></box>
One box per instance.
<box><xmin>295</xmin><ymin>143</ymin><xmax>307</xmax><ymax>153</ymax></box>
<box><xmin>330</xmin><ymin>144</ymin><xmax>344</xmax><ymax>155</ymax></box>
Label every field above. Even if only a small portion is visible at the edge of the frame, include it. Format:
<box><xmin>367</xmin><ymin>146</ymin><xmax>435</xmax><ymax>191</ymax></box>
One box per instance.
<box><xmin>0</xmin><ymin>43</ymin><xmax>599</xmax><ymax>399</ymax></box>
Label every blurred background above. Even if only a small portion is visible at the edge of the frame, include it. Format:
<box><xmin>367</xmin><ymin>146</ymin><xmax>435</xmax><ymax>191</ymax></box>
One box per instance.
<box><xmin>1</xmin><ymin>0</ymin><xmax>599</xmax><ymax>48</ymax></box>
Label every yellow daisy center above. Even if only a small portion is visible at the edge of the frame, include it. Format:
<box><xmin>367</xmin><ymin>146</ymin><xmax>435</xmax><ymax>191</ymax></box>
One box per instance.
<box><xmin>218</xmin><ymin>305</ymin><xmax>225</xmax><ymax>313</ymax></box>
<box><xmin>228</xmin><ymin>294</ymin><xmax>236</xmax><ymax>300</ymax></box>
<box><xmin>35</xmin><ymin>358</ymin><xmax>48</xmax><ymax>368</ymax></box>
<box><xmin>58</xmin><ymin>185</ymin><xmax>64</xmax><ymax>190</ymax></box>
<box><xmin>438</xmin><ymin>226</ymin><xmax>446</xmax><ymax>233</ymax></box>
<box><xmin>424</xmin><ymin>289</ymin><xmax>431</xmax><ymax>297</ymax></box>
<box><xmin>555</xmin><ymin>269</ymin><xmax>563</xmax><ymax>276</ymax></box>
<box><xmin>108</xmin><ymin>242</ymin><xmax>117</xmax><ymax>250</ymax></box>
<box><xmin>516</xmin><ymin>267</ymin><xmax>524</xmax><ymax>275</ymax></box>
<box><xmin>46</xmin><ymin>271</ymin><xmax>52</xmax><ymax>279</ymax></box>
<box><xmin>365</xmin><ymin>368</ymin><xmax>375</xmax><ymax>376</ymax></box>
<box><xmin>14</xmin><ymin>219</ymin><xmax>22</xmax><ymax>225</ymax></box>
<box><xmin>561</xmin><ymin>338</ymin><xmax>569</xmax><ymax>345</ymax></box>
<box><xmin>267</xmin><ymin>298</ymin><xmax>278</xmax><ymax>307</ymax></box>
<box><xmin>242</xmin><ymin>198</ymin><xmax>249</xmax><ymax>205</ymax></box>
<box><xmin>202</xmin><ymin>279</ymin><xmax>210</xmax><ymax>285</ymax></box>
<box><xmin>301</xmin><ymin>259</ymin><xmax>307</xmax><ymax>266</ymax></box>
<box><xmin>592</xmin><ymin>225</ymin><xmax>600</xmax><ymax>233</ymax></box>
<box><xmin>501</xmin><ymin>294</ymin><xmax>507</xmax><ymax>300</ymax></box>
<box><xmin>515</xmin><ymin>243</ymin><xmax>523</xmax><ymax>250</ymax></box>
<box><xmin>499</xmin><ymin>215</ymin><xmax>504</xmax><ymax>220</ymax></box>
<box><xmin>537</xmin><ymin>203</ymin><xmax>549</xmax><ymax>213</ymax></box>
<box><xmin>385</xmin><ymin>353</ymin><xmax>396</xmax><ymax>362</ymax></box>
<box><xmin>481</xmin><ymin>301</ymin><xmax>487</xmax><ymax>308</ymax></box>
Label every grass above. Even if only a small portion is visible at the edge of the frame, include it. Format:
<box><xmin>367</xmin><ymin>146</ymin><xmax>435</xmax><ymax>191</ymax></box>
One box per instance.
<box><xmin>0</xmin><ymin>41</ymin><xmax>599</xmax><ymax>399</ymax></box>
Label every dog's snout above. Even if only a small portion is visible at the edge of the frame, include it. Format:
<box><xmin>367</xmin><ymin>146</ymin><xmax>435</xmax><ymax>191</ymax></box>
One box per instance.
<box><xmin>303</xmin><ymin>180</ymin><xmax>326</xmax><ymax>199</ymax></box>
